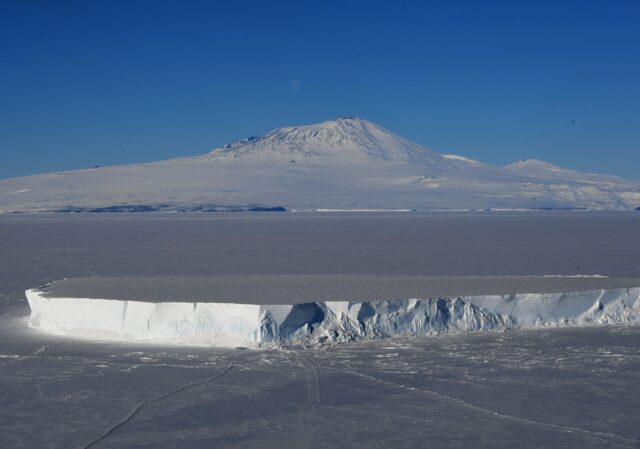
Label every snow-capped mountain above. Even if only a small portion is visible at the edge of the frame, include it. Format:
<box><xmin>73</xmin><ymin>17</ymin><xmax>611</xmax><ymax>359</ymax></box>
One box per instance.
<box><xmin>1</xmin><ymin>117</ymin><xmax>639</xmax><ymax>212</ymax></box>
<box><xmin>213</xmin><ymin>116</ymin><xmax>437</xmax><ymax>163</ymax></box>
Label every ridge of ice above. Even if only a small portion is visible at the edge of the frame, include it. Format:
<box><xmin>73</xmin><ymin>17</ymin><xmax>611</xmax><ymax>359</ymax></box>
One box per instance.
<box><xmin>25</xmin><ymin>287</ymin><xmax>640</xmax><ymax>348</ymax></box>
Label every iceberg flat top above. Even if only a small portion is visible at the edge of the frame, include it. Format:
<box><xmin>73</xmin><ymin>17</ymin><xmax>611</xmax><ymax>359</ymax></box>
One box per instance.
<box><xmin>40</xmin><ymin>275</ymin><xmax>640</xmax><ymax>304</ymax></box>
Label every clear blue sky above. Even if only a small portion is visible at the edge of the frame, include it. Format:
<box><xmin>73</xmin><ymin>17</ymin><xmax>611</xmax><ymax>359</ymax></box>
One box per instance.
<box><xmin>1</xmin><ymin>0</ymin><xmax>638</xmax><ymax>180</ymax></box>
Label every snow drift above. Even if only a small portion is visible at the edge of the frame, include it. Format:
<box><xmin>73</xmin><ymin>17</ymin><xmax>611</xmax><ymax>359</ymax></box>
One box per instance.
<box><xmin>26</xmin><ymin>287</ymin><xmax>640</xmax><ymax>348</ymax></box>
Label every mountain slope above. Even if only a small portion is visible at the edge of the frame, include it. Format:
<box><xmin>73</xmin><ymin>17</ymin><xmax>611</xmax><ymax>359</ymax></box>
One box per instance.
<box><xmin>1</xmin><ymin>117</ymin><xmax>639</xmax><ymax>212</ymax></box>
<box><xmin>505</xmin><ymin>159</ymin><xmax>631</xmax><ymax>184</ymax></box>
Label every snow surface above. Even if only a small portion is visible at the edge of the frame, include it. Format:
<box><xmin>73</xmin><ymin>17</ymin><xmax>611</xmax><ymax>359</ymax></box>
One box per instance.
<box><xmin>2</xmin><ymin>117</ymin><xmax>640</xmax><ymax>212</ymax></box>
<box><xmin>26</xmin><ymin>285</ymin><xmax>640</xmax><ymax>348</ymax></box>
<box><xmin>5</xmin><ymin>300</ymin><xmax>640</xmax><ymax>448</ymax></box>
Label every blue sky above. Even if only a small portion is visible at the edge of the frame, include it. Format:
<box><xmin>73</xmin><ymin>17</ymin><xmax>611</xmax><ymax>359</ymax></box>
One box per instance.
<box><xmin>1</xmin><ymin>0</ymin><xmax>638</xmax><ymax>180</ymax></box>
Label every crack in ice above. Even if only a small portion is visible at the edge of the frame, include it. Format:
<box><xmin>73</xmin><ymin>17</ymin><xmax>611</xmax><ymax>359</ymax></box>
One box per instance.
<box><xmin>323</xmin><ymin>365</ymin><xmax>639</xmax><ymax>445</ymax></box>
<box><xmin>83</xmin><ymin>363</ymin><xmax>233</xmax><ymax>449</ymax></box>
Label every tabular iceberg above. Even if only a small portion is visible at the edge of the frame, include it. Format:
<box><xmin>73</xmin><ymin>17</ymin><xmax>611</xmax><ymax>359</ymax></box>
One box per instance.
<box><xmin>26</xmin><ymin>287</ymin><xmax>640</xmax><ymax>348</ymax></box>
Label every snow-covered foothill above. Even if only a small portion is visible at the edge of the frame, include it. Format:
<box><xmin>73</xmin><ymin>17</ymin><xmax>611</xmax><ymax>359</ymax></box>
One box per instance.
<box><xmin>26</xmin><ymin>286</ymin><xmax>640</xmax><ymax>348</ymax></box>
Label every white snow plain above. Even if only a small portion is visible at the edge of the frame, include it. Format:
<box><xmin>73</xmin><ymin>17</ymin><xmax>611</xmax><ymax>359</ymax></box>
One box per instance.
<box><xmin>26</xmin><ymin>285</ymin><xmax>640</xmax><ymax>348</ymax></box>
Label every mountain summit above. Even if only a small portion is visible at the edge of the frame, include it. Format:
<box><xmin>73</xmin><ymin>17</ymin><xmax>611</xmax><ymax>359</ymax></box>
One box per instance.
<box><xmin>1</xmin><ymin>117</ymin><xmax>639</xmax><ymax>212</ymax></box>
<box><xmin>210</xmin><ymin>117</ymin><xmax>437</xmax><ymax>163</ymax></box>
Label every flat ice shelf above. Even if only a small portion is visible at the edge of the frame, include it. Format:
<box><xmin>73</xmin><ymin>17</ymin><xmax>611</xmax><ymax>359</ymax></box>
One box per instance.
<box><xmin>26</xmin><ymin>275</ymin><xmax>640</xmax><ymax>348</ymax></box>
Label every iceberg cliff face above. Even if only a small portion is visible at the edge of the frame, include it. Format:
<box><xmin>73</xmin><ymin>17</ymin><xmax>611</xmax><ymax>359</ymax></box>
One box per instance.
<box><xmin>26</xmin><ymin>287</ymin><xmax>640</xmax><ymax>348</ymax></box>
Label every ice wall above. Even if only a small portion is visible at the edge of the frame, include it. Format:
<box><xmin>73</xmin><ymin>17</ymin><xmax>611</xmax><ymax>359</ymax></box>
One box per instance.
<box><xmin>26</xmin><ymin>287</ymin><xmax>640</xmax><ymax>348</ymax></box>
